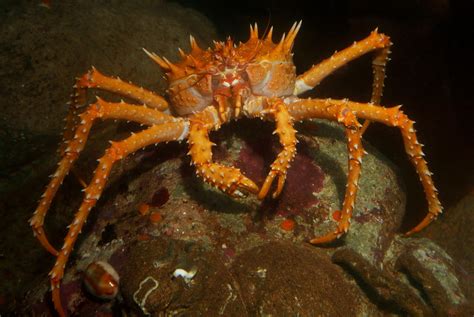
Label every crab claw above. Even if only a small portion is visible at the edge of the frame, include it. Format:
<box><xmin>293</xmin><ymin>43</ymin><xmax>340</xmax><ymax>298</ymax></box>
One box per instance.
<box><xmin>222</xmin><ymin>170</ymin><xmax>259</xmax><ymax>198</ymax></box>
<box><xmin>195</xmin><ymin>163</ymin><xmax>258</xmax><ymax>198</ymax></box>
<box><xmin>258</xmin><ymin>170</ymin><xmax>286</xmax><ymax>200</ymax></box>
<box><xmin>228</xmin><ymin>174</ymin><xmax>259</xmax><ymax>198</ymax></box>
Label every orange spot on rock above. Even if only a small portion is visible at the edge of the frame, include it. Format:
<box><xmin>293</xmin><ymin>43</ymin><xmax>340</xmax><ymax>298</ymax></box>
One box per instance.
<box><xmin>138</xmin><ymin>203</ymin><xmax>150</xmax><ymax>216</ymax></box>
<box><xmin>332</xmin><ymin>210</ymin><xmax>342</xmax><ymax>221</ymax></box>
<box><xmin>280</xmin><ymin>219</ymin><xmax>295</xmax><ymax>231</ymax></box>
<box><xmin>149</xmin><ymin>211</ymin><xmax>162</xmax><ymax>224</ymax></box>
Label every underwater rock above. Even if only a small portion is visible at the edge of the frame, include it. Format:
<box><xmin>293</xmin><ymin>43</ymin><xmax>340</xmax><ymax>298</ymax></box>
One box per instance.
<box><xmin>119</xmin><ymin>238</ymin><xmax>248</xmax><ymax>316</ymax></box>
<box><xmin>421</xmin><ymin>192</ymin><xmax>474</xmax><ymax>305</ymax></box>
<box><xmin>21</xmin><ymin>119</ymin><xmax>433</xmax><ymax>315</ymax></box>
<box><xmin>232</xmin><ymin>242</ymin><xmax>365</xmax><ymax>316</ymax></box>
<box><xmin>333</xmin><ymin>237</ymin><xmax>471</xmax><ymax>316</ymax></box>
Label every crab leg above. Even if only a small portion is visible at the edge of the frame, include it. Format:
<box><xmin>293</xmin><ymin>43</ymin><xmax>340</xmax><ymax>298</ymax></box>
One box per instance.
<box><xmin>361</xmin><ymin>44</ymin><xmax>392</xmax><ymax>134</ymax></box>
<box><xmin>60</xmin><ymin>67</ymin><xmax>169</xmax><ymax>156</ymax></box>
<box><xmin>286</xmin><ymin>98</ymin><xmax>364</xmax><ymax>243</ymax></box>
<box><xmin>293</xmin><ymin>30</ymin><xmax>391</xmax><ymax>135</ymax></box>
<box><xmin>30</xmin><ymin>99</ymin><xmax>175</xmax><ymax>256</ymax></box>
<box><xmin>253</xmin><ymin>99</ymin><xmax>298</xmax><ymax>199</ymax></box>
<box><xmin>50</xmin><ymin>120</ymin><xmax>189</xmax><ymax>317</ymax></box>
<box><xmin>187</xmin><ymin>106</ymin><xmax>258</xmax><ymax>197</ymax></box>
<box><xmin>287</xmin><ymin>98</ymin><xmax>443</xmax><ymax>238</ymax></box>
<box><xmin>77</xmin><ymin>67</ymin><xmax>169</xmax><ymax>110</ymax></box>
<box><xmin>294</xmin><ymin>30</ymin><xmax>392</xmax><ymax>96</ymax></box>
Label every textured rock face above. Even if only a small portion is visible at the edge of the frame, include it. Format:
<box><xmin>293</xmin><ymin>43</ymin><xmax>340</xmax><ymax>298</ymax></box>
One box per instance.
<box><xmin>23</xmin><ymin>118</ymin><xmax>428</xmax><ymax>315</ymax></box>
<box><xmin>420</xmin><ymin>193</ymin><xmax>474</xmax><ymax>314</ymax></box>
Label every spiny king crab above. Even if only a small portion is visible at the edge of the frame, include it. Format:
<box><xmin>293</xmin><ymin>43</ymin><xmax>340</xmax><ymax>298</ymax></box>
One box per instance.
<box><xmin>30</xmin><ymin>22</ymin><xmax>443</xmax><ymax>316</ymax></box>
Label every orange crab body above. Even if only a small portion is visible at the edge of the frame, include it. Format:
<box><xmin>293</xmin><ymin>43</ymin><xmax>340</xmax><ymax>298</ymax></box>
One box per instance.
<box><xmin>30</xmin><ymin>22</ymin><xmax>442</xmax><ymax>316</ymax></box>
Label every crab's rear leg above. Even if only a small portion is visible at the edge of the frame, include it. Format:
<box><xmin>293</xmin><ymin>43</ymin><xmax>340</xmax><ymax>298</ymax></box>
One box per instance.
<box><xmin>361</xmin><ymin>44</ymin><xmax>392</xmax><ymax>134</ymax></box>
<box><xmin>286</xmin><ymin>99</ymin><xmax>364</xmax><ymax>243</ymax></box>
<box><xmin>287</xmin><ymin>98</ymin><xmax>442</xmax><ymax>239</ymax></box>
<box><xmin>50</xmin><ymin>120</ymin><xmax>189</xmax><ymax>317</ymax></box>
<box><xmin>187</xmin><ymin>107</ymin><xmax>258</xmax><ymax>197</ymax></box>
<box><xmin>30</xmin><ymin>99</ymin><xmax>175</xmax><ymax>255</ymax></box>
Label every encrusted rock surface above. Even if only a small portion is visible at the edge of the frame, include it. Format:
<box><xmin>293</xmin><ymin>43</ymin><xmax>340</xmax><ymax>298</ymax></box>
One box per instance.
<box><xmin>23</xmin><ymin>119</ymin><xmax>429</xmax><ymax>315</ymax></box>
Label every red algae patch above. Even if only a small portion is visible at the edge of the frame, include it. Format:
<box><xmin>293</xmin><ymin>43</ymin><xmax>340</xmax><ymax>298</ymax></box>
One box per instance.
<box><xmin>235</xmin><ymin>139</ymin><xmax>267</xmax><ymax>184</ymax></box>
<box><xmin>237</xmin><ymin>138</ymin><xmax>324</xmax><ymax>215</ymax></box>
<box><xmin>151</xmin><ymin>187</ymin><xmax>170</xmax><ymax>208</ymax></box>
<box><xmin>280</xmin><ymin>152</ymin><xmax>324</xmax><ymax>211</ymax></box>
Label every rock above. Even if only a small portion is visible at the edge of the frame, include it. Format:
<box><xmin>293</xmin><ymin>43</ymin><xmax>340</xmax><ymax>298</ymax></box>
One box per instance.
<box><xmin>333</xmin><ymin>236</ymin><xmax>470</xmax><ymax>316</ymax></box>
<box><xmin>395</xmin><ymin>239</ymin><xmax>467</xmax><ymax>315</ymax></box>
<box><xmin>232</xmin><ymin>242</ymin><xmax>364</xmax><ymax>316</ymax></box>
<box><xmin>420</xmin><ymin>192</ymin><xmax>474</xmax><ymax>314</ymax></box>
<box><xmin>333</xmin><ymin>248</ymin><xmax>430</xmax><ymax>316</ymax></box>
<box><xmin>23</xmin><ymin>118</ymin><xmax>410</xmax><ymax>315</ymax></box>
<box><xmin>119</xmin><ymin>238</ymin><xmax>248</xmax><ymax>316</ymax></box>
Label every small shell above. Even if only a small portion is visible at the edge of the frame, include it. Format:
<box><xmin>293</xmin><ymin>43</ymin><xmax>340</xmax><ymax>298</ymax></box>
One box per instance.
<box><xmin>83</xmin><ymin>261</ymin><xmax>120</xmax><ymax>300</ymax></box>
<box><xmin>172</xmin><ymin>266</ymin><xmax>197</xmax><ymax>283</ymax></box>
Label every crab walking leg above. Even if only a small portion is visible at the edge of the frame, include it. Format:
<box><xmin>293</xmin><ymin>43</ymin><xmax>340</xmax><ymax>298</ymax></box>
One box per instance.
<box><xmin>256</xmin><ymin>100</ymin><xmax>297</xmax><ymax>199</ymax></box>
<box><xmin>30</xmin><ymin>99</ymin><xmax>176</xmax><ymax>255</ymax></box>
<box><xmin>50</xmin><ymin>121</ymin><xmax>189</xmax><ymax>317</ymax></box>
<box><xmin>369</xmin><ymin>46</ymin><xmax>391</xmax><ymax>108</ymax></box>
<box><xmin>60</xmin><ymin>67</ymin><xmax>169</xmax><ymax>156</ymax></box>
<box><xmin>77</xmin><ymin>67</ymin><xmax>169</xmax><ymax>110</ymax></box>
<box><xmin>288</xmin><ymin>98</ymin><xmax>443</xmax><ymax>235</ymax></box>
<box><xmin>294</xmin><ymin>30</ymin><xmax>392</xmax><ymax>95</ymax></box>
<box><xmin>187</xmin><ymin>107</ymin><xmax>258</xmax><ymax>197</ymax></box>
<box><xmin>286</xmin><ymin>99</ymin><xmax>364</xmax><ymax>243</ymax></box>
<box><xmin>361</xmin><ymin>45</ymin><xmax>392</xmax><ymax>134</ymax></box>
